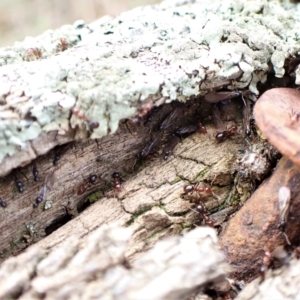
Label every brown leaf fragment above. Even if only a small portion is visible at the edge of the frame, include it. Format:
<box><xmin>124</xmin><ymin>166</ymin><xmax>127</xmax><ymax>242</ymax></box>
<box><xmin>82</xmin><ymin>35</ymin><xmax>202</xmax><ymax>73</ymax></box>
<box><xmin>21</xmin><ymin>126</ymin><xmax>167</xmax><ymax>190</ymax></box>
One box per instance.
<box><xmin>254</xmin><ymin>88</ymin><xmax>300</xmax><ymax>167</ymax></box>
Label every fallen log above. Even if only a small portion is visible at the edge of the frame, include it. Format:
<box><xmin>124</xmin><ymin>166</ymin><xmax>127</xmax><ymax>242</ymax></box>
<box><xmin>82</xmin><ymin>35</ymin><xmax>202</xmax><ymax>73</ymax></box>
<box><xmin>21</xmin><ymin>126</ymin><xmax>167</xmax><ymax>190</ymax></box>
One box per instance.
<box><xmin>1</xmin><ymin>0</ymin><xmax>300</xmax><ymax>299</ymax></box>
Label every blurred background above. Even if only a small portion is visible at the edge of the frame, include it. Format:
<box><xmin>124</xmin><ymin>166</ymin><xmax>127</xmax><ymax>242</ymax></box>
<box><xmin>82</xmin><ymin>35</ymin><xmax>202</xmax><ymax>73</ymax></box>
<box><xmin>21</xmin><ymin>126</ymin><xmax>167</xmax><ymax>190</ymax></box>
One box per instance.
<box><xmin>0</xmin><ymin>0</ymin><xmax>161</xmax><ymax>47</ymax></box>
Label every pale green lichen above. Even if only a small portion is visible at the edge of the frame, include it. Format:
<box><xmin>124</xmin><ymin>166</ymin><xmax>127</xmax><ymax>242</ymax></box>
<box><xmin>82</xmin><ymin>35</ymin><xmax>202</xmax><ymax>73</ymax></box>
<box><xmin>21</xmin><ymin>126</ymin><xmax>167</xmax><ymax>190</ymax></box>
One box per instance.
<box><xmin>44</xmin><ymin>200</ymin><xmax>53</xmax><ymax>210</ymax></box>
<box><xmin>0</xmin><ymin>0</ymin><xmax>299</xmax><ymax>173</ymax></box>
<box><xmin>26</xmin><ymin>223</ymin><xmax>37</xmax><ymax>236</ymax></box>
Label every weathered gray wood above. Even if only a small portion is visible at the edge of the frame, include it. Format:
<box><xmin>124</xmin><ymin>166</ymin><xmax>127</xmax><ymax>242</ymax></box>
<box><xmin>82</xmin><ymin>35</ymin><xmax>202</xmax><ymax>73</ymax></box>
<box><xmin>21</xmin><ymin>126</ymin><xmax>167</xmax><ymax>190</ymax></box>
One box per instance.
<box><xmin>0</xmin><ymin>119</ymin><xmax>242</xmax><ymax>262</ymax></box>
<box><xmin>0</xmin><ymin>224</ymin><xmax>229</xmax><ymax>300</ymax></box>
<box><xmin>236</xmin><ymin>258</ymin><xmax>300</xmax><ymax>300</ymax></box>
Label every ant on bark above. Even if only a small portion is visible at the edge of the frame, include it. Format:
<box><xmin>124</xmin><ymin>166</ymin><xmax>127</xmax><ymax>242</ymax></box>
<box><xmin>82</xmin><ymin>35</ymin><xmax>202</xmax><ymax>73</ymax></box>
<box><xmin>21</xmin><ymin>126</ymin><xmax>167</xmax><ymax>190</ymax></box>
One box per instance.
<box><xmin>212</xmin><ymin>104</ymin><xmax>238</xmax><ymax>143</ymax></box>
<box><xmin>0</xmin><ymin>198</ymin><xmax>7</xmax><ymax>208</ymax></box>
<box><xmin>77</xmin><ymin>174</ymin><xmax>98</xmax><ymax>195</ymax></box>
<box><xmin>32</xmin><ymin>161</ymin><xmax>39</xmax><ymax>182</ymax></box>
<box><xmin>13</xmin><ymin>170</ymin><xmax>26</xmax><ymax>193</ymax></box>
<box><xmin>258</xmin><ymin>250</ymin><xmax>272</xmax><ymax>283</ymax></box>
<box><xmin>193</xmin><ymin>204</ymin><xmax>214</xmax><ymax>227</ymax></box>
<box><xmin>182</xmin><ymin>184</ymin><xmax>215</xmax><ymax>227</ymax></box>
<box><xmin>112</xmin><ymin>172</ymin><xmax>123</xmax><ymax>193</ymax></box>
<box><xmin>33</xmin><ymin>171</ymin><xmax>56</xmax><ymax>208</ymax></box>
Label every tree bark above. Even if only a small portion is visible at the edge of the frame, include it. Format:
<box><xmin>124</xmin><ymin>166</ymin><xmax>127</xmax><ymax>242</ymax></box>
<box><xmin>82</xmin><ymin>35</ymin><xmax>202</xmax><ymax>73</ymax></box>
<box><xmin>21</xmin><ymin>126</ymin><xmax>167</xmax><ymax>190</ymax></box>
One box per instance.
<box><xmin>0</xmin><ymin>224</ymin><xmax>230</xmax><ymax>300</ymax></box>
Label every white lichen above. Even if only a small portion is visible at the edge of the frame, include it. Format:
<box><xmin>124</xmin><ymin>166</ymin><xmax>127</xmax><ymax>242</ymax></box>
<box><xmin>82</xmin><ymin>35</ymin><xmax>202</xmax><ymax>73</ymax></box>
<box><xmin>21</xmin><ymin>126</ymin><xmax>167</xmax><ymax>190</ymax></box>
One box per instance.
<box><xmin>0</xmin><ymin>0</ymin><xmax>299</xmax><ymax>173</ymax></box>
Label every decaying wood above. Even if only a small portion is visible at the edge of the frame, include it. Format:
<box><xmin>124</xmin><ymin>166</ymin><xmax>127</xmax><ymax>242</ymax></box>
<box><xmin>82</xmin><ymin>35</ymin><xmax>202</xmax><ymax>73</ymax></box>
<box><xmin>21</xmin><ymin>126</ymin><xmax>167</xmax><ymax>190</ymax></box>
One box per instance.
<box><xmin>0</xmin><ymin>224</ymin><xmax>229</xmax><ymax>300</ymax></box>
<box><xmin>236</xmin><ymin>258</ymin><xmax>300</xmax><ymax>300</ymax></box>
<box><xmin>1</xmin><ymin>0</ymin><xmax>300</xmax><ymax>298</ymax></box>
<box><xmin>0</xmin><ymin>114</ymin><xmax>244</xmax><ymax>262</ymax></box>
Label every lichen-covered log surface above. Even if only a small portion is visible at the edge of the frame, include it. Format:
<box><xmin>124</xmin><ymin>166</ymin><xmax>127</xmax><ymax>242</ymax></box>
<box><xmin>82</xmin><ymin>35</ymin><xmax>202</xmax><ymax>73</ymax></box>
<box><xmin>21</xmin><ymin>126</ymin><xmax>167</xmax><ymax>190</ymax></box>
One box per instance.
<box><xmin>1</xmin><ymin>0</ymin><xmax>300</xmax><ymax>299</ymax></box>
<box><xmin>0</xmin><ymin>0</ymin><xmax>300</xmax><ymax>175</ymax></box>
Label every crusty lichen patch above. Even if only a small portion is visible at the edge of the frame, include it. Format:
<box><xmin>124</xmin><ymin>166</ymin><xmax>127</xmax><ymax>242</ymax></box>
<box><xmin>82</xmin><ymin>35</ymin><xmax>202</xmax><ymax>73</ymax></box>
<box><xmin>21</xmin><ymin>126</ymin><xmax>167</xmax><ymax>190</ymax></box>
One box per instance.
<box><xmin>0</xmin><ymin>0</ymin><xmax>299</xmax><ymax>174</ymax></box>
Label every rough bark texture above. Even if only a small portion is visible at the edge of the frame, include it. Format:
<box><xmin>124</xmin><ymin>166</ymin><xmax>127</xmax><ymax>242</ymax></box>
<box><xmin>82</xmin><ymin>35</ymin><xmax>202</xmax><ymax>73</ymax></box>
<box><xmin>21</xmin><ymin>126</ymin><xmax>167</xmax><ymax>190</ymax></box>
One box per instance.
<box><xmin>236</xmin><ymin>258</ymin><xmax>300</xmax><ymax>300</ymax></box>
<box><xmin>0</xmin><ymin>224</ymin><xmax>229</xmax><ymax>300</ymax></box>
<box><xmin>1</xmin><ymin>0</ymin><xmax>300</xmax><ymax>299</ymax></box>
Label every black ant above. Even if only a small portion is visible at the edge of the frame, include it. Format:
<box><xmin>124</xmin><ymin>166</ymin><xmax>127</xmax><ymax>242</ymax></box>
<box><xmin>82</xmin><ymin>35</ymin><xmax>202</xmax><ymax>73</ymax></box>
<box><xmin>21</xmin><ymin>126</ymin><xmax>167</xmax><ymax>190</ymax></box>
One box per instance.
<box><xmin>174</xmin><ymin>123</ymin><xmax>199</xmax><ymax>137</ymax></box>
<box><xmin>14</xmin><ymin>173</ymin><xmax>25</xmax><ymax>193</ymax></box>
<box><xmin>77</xmin><ymin>174</ymin><xmax>98</xmax><ymax>195</ymax></box>
<box><xmin>0</xmin><ymin>198</ymin><xmax>7</xmax><ymax>208</ymax></box>
<box><xmin>133</xmin><ymin>135</ymin><xmax>162</xmax><ymax>167</ymax></box>
<box><xmin>112</xmin><ymin>172</ymin><xmax>122</xmax><ymax>192</ymax></box>
<box><xmin>163</xmin><ymin>124</ymin><xmax>199</xmax><ymax>160</ymax></box>
<box><xmin>204</xmin><ymin>90</ymin><xmax>242</xmax><ymax>104</ymax></box>
<box><xmin>212</xmin><ymin>104</ymin><xmax>238</xmax><ymax>143</ymax></box>
<box><xmin>158</xmin><ymin>106</ymin><xmax>185</xmax><ymax>131</ymax></box>
<box><xmin>163</xmin><ymin>134</ymin><xmax>180</xmax><ymax>160</ymax></box>
<box><xmin>139</xmin><ymin>136</ymin><xmax>162</xmax><ymax>159</ymax></box>
<box><xmin>32</xmin><ymin>161</ymin><xmax>39</xmax><ymax>182</ymax></box>
<box><xmin>143</xmin><ymin>106</ymin><xmax>162</xmax><ymax>127</ymax></box>
<box><xmin>163</xmin><ymin>120</ymin><xmax>207</xmax><ymax>160</ymax></box>
<box><xmin>33</xmin><ymin>171</ymin><xmax>55</xmax><ymax>208</ymax></box>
